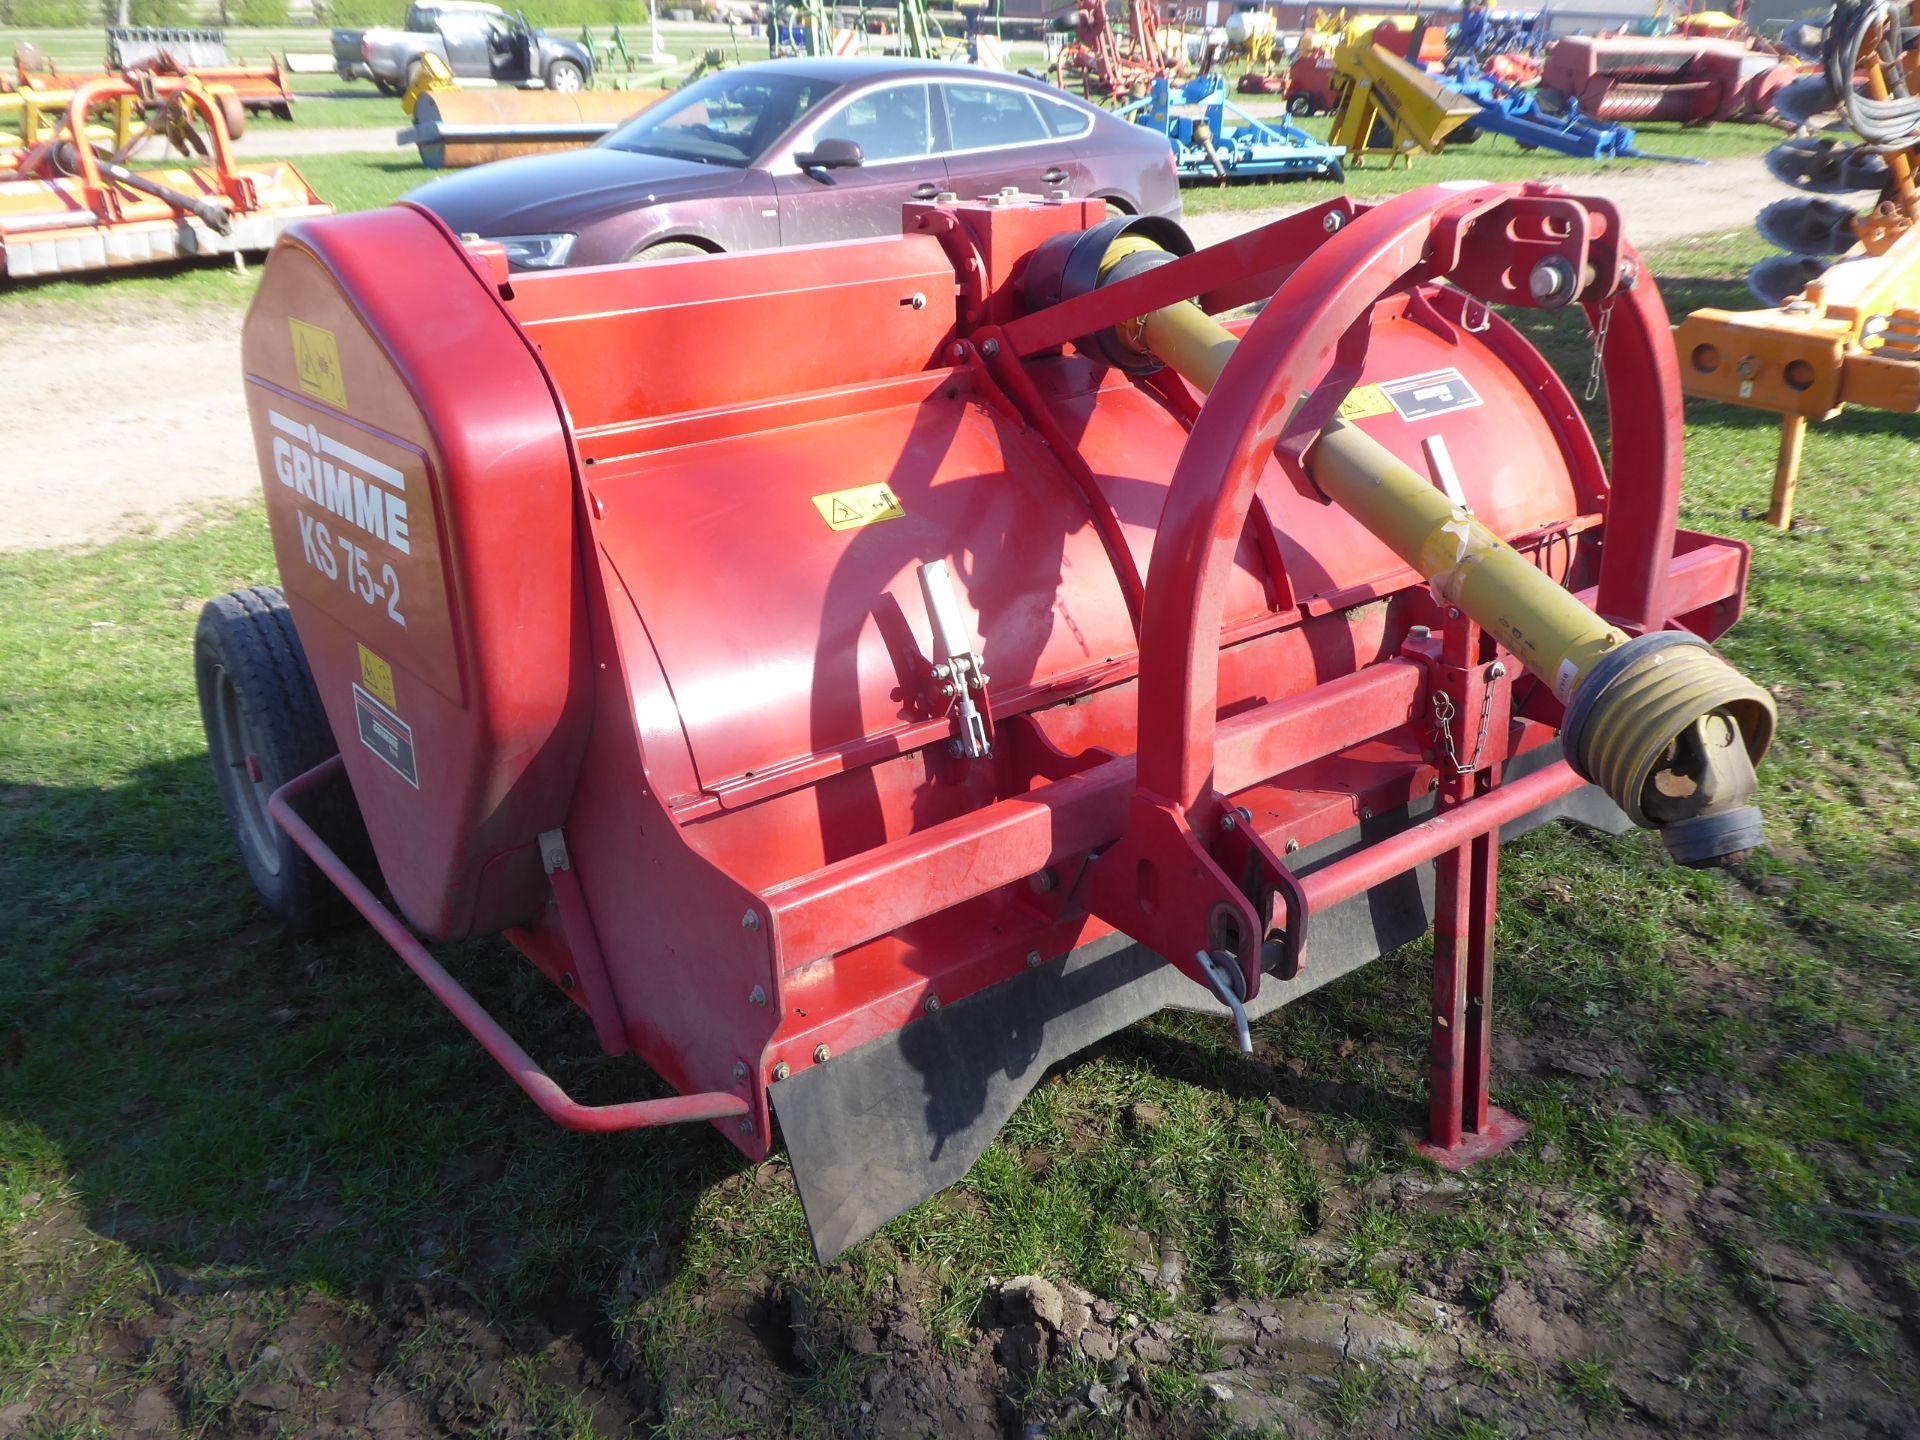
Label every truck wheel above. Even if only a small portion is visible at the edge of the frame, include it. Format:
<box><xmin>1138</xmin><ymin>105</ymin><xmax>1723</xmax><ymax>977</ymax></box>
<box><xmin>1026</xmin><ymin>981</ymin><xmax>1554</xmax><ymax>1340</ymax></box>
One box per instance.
<box><xmin>403</xmin><ymin>59</ymin><xmax>425</xmax><ymax>92</ymax></box>
<box><xmin>374</xmin><ymin>77</ymin><xmax>402</xmax><ymax>97</ymax></box>
<box><xmin>1288</xmin><ymin>94</ymin><xmax>1315</xmax><ymax>116</ymax></box>
<box><xmin>195</xmin><ymin>586</ymin><xmax>374</xmax><ymax>936</ymax></box>
<box><xmin>547</xmin><ymin>59</ymin><xmax>586</xmax><ymax>92</ymax></box>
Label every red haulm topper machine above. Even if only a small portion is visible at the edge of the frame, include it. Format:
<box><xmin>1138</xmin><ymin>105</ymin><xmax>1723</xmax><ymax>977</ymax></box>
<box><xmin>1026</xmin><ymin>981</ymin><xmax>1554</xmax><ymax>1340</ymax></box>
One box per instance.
<box><xmin>203</xmin><ymin>183</ymin><xmax>1776</xmax><ymax>1259</ymax></box>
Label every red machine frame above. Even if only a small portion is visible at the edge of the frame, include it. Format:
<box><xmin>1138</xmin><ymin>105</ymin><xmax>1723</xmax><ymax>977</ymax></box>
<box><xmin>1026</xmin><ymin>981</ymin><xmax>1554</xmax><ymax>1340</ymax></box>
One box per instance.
<box><xmin>261</xmin><ymin>182</ymin><xmax>1750</xmax><ymax>1192</ymax></box>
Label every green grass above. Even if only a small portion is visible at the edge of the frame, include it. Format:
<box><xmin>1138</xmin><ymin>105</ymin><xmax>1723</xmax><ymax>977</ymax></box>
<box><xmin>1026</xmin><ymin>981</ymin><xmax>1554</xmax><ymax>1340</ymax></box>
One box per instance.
<box><xmin>2</xmin><ymin>223</ymin><xmax>1920</xmax><ymax>1432</ymax></box>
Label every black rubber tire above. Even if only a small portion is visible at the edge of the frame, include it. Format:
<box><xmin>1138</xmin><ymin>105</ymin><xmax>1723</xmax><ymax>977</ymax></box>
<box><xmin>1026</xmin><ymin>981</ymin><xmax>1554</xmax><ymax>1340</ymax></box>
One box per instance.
<box><xmin>1288</xmin><ymin>94</ymin><xmax>1316</xmax><ymax>116</ymax></box>
<box><xmin>633</xmin><ymin>240</ymin><xmax>709</xmax><ymax>262</ymax></box>
<box><xmin>373</xmin><ymin>77</ymin><xmax>402</xmax><ymax>97</ymax></box>
<box><xmin>547</xmin><ymin>58</ymin><xmax>586</xmax><ymax>92</ymax></box>
<box><xmin>195</xmin><ymin>586</ymin><xmax>374</xmax><ymax>936</ymax></box>
<box><xmin>403</xmin><ymin>59</ymin><xmax>425</xmax><ymax>93</ymax></box>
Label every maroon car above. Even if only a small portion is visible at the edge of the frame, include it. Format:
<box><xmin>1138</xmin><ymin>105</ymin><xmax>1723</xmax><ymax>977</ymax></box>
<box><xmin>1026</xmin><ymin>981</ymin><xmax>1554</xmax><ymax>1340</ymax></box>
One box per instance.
<box><xmin>406</xmin><ymin>56</ymin><xmax>1183</xmax><ymax>270</ymax></box>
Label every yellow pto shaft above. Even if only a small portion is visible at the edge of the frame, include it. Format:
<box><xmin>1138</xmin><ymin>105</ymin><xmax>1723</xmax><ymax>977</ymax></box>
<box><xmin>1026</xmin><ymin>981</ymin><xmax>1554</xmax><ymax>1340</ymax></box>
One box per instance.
<box><xmin>1096</xmin><ymin>239</ymin><xmax>1776</xmax><ymax>865</ymax></box>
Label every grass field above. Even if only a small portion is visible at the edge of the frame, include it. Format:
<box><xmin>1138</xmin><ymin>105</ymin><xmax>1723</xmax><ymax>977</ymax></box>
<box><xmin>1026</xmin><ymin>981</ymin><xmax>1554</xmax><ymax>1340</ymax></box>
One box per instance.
<box><xmin>0</xmin><ymin>109</ymin><xmax>1779</xmax><ymax>320</ymax></box>
<box><xmin>3</xmin><ymin>204</ymin><xmax>1919</xmax><ymax>1434</ymax></box>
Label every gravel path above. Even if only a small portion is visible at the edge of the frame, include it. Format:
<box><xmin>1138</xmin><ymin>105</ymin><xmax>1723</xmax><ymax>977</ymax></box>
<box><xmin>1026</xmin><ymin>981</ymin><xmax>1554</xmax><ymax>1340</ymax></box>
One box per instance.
<box><xmin>1184</xmin><ymin>153</ymin><xmax>1780</xmax><ymax>249</ymax></box>
<box><xmin>0</xmin><ymin>155</ymin><xmax>1782</xmax><ymax>552</ymax></box>
<box><xmin>232</xmin><ymin>125</ymin><xmax>397</xmax><ymax>158</ymax></box>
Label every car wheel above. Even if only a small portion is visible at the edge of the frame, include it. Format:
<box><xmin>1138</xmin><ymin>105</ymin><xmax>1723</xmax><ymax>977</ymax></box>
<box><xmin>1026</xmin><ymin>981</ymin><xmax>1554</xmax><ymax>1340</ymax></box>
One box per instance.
<box><xmin>374</xmin><ymin>77</ymin><xmax>402</xmax><ymax>97</ymax></box>
<box><xmin>547</xmin><ymin>59</ymin><xmax>586</xmax><ymax>92</ymax></box>
<box><xmin>195</xmin><ymin>586</ymin><xmax>375</xmax><ymax>936</ymax></box>
<box><xmin>1103</xmin><ymin>198</ymin><xmax>1133</xmax><ymax>220</ymax></box>
<box><xmin>1288</xmin><ymin>95</ymin><xmax>1315</xmax><ymax>116</ymax></box>
<box><xmin>633</xmin><ymin>240</ymin><xmax>710</xmax><ymax>262</ymax></box>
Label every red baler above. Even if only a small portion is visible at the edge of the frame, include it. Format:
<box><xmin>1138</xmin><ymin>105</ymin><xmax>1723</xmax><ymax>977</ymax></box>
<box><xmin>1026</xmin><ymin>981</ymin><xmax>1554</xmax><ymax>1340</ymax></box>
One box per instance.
<box><xmin>202</xmin><ymin>185</ymin><xmax>1775</xmax><ymax>1258</ymax></box>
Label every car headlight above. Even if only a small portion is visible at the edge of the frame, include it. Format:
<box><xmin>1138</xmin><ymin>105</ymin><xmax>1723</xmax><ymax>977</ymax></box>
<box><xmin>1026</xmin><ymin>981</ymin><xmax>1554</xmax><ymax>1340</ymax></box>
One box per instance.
<box><xmin>492</xmin><ymin>233</ymin><xmax>577</xmax><ymax>270</ymax></box>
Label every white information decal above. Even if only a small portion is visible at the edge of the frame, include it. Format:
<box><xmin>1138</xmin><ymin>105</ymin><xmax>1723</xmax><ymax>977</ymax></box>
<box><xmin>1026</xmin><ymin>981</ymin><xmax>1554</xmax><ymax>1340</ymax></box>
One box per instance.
<box><xmin>268</xmin><ymin>409</ymin><xmax>410</xmax><ymax>629</ymax></box>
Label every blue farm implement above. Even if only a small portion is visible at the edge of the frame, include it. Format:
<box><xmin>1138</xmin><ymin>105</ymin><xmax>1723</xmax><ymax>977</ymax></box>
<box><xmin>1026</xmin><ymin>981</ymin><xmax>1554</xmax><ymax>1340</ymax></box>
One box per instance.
<box><xmin>1447</xmin><ymin>65</ymin><xmax>1700</xmax><ymax>165</ymax></box>
<box><xmin>1122</xmin><ymin>74</ymin><xmax>1346</xmax><ymax>183</ymax></box>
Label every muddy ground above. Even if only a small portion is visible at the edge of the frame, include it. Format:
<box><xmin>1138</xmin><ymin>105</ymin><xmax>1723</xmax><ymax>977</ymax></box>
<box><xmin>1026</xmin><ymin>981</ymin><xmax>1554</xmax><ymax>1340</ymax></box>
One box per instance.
<box><xmin>10</xmin><ymin>988</ymin><xmax>1920</xmax><ymax>1440</ymax></box>
<box><xmin>7</xmin><ymin>150</ymin><xmax>1917</xmax><ymax>1440</ymax></box>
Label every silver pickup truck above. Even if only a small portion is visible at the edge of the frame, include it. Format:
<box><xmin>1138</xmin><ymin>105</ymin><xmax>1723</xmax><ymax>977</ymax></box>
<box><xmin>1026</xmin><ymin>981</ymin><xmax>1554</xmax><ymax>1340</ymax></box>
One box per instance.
<box><xmin>332</xmin><ymin>2</ymin><xmax>594</xmax><ymax>96</ymax></box>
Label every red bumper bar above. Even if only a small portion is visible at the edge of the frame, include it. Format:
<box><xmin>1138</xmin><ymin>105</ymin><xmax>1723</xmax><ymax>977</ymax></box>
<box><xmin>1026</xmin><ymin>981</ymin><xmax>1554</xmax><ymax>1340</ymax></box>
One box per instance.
<box><xmin>269</xmin><ymin>756</ymin><xmax>750</xmax><ymax>1134</ymax></box>
<box><xmin>1298</xmin><ymin>758</ymin><xmax>1588</xmax><ymax>914</ymax></box>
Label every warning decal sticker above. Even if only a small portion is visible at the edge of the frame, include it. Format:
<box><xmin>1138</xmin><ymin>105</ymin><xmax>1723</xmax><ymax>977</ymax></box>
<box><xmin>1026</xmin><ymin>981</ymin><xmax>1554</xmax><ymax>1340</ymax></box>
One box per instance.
<box><xmin>290</xmin><ymin>319</ymin><xmax>348</xmax><ymax>410</ymax></box>
<box><xmin>1379</xmin><ymin>368</ymin><xmax>1483</xmax><ymax>423</ymax></box>
<box><xmin>357</xmin><ymin>643</ymin><xmax>397</xmax><ymax>710</ymax></box>
<box><xmin>353</xmin><ymin>683</ymin><xmax>419</xmax><ymax>789</ymax></box>
<box><xmin>811</xmin><ymin>483</ymin><xmax>906</xmax><ymax>532</ymax></box>
<box><xmin>1336</xmin><ymin>384</ymin><xmax>1395</xmax><ymax>421</ymax></box>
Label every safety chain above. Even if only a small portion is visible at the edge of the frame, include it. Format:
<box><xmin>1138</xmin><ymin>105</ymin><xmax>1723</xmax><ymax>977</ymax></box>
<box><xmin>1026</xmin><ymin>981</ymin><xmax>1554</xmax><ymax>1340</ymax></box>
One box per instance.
<box><xmin>1584</xmin><ymin>300</ymin><xmax>1615</xmax><ymax>402</ymax></box>
<box><xmin>1430</xmin><ymin>664</ymin><xmax>1505</xmax><ymax>776</ymax></box>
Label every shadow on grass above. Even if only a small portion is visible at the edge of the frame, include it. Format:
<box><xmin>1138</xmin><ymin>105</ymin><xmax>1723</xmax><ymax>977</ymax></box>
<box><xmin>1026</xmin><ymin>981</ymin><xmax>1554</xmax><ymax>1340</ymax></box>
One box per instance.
<box><xmin>0</xmin><ymin>752</ymin><xmax>754</xmax><ymax>1327</ymax></box>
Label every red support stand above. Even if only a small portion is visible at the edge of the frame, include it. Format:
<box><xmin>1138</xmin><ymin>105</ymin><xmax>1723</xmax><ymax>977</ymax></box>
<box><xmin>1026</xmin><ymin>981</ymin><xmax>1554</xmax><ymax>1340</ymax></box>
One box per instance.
<box><xmin>1416</xmin><ymin>615</ymin><xmax>1530</xmax><ymax>1170</ymax></box>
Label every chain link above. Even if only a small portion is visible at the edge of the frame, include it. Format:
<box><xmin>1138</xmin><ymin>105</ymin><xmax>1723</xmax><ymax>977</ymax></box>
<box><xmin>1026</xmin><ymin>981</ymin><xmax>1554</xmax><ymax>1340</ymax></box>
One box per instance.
<box><xmin>1584</xmin><ymin>300</ymin><xmax>1615</xmax><ymax>403</ymax></box>
<box><xmin>1430</xmin><ymin>675</ymin><xmax>1499</xmax><ymax>776</ymax></box>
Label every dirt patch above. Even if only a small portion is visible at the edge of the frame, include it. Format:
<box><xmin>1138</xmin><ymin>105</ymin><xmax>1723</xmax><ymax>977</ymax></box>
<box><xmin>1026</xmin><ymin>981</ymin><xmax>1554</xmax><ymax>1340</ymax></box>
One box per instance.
<box><xmin>3</xmin><ymin>154</ymin><xmax>1785</xmax><ymax>554</ymax></box>
<box><xmin>232</xmin><ymin>127</ymin><xmax>394</xmax><ymax>158</ymax></box>
<box><xmin>1</xmin><ymin>302</ymin><xmax>259</xmax><ymax>552</ymax></box>
<box><xmin>1184</xmin><ymin>152</ymin><xmax>1782</xmax><ymax>251</ymax></box>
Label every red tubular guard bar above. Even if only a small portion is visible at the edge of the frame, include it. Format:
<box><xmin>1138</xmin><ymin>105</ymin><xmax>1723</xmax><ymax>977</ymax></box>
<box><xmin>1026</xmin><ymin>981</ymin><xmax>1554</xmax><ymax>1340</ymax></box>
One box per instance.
<box><xmin>1132</xmin><ymin>182</ymin><xmax>1672</xmax><ymax>815</ymax></box>
<box><xmin>268</xmin><ymin>756</ymin><xmax>750</xmax><ymax>1133</ymax></box>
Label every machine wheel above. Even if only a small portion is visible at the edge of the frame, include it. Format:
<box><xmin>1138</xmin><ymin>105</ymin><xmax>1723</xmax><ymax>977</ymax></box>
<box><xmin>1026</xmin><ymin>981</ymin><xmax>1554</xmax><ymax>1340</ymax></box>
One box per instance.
<box><xmin>1451</xmin><ymin>125</ymin><xmax>1480</xmax><ymax>145</ymax></box>
<box><xmin>1288</xmin><ymin>94</ymin><xmax>1316</xmax><ymax>116</ymax></box>
<box><xmin>634</xmin><ymin>240</ymin><xmax>709</xmax><ymax>261</ymax></box>
<box><xmin>547</xmin><ymin>59</ymin><xmax>586</xmax><ymax>92</ymax></box>
<box><xmin>195</xmin><ymin>586</ymin><xmax>373</xmax><ymax>936</ymax></box>
<box><xmin>1325</xmin><ymin>159</ymin><xmax>1346</xmax><ymax>184</ymax></box>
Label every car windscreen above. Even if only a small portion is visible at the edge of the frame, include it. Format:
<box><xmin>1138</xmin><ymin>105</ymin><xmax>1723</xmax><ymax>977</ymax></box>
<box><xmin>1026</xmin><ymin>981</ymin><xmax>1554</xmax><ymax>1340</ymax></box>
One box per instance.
<box><xmin>604</xmin><ymin>73</ymin><xmax>838</xmax><ymax>168</ymax></box>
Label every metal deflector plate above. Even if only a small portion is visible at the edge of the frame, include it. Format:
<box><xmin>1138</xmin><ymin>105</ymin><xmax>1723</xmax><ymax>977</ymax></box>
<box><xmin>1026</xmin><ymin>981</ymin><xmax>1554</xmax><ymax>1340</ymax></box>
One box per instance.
<box><xmin>774</xmin><ymin>755</ymin><xmax>1628</xmax><ymax>1261</ymax></box>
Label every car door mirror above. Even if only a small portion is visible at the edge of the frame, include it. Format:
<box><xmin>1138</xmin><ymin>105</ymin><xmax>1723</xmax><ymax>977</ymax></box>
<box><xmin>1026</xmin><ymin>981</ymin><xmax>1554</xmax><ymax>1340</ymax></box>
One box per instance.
<box><xmin>794</xmin><ymin>138</ymin><xmax>863</xmax><ymax>173</ymax></box>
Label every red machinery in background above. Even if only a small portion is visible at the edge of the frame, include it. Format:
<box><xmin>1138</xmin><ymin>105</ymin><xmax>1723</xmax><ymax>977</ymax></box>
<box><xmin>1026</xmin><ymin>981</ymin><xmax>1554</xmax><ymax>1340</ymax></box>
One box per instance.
<box><xmin>15</xmin><ymin>28</ymin><xmax>296</xmax><ymax>120</ymax></box>
<box><xmin>1540</xmin><ymin>34</ymin><xmax>1797</xmax><ymax>123</ymax></box>
<box><xmin>1054</xmin><ymin>0</ymin><xmax>1178</xmax><ymax>101</ymax></box>
<box><xmin>204</xmin><ymin>183</ymin><xmax>1776</xmax><ymax>1259</ymax></box>
<box><xmin>1</xmin><ymin>75</ymin><xmax>328</xmax><ymax>280</ymax></box>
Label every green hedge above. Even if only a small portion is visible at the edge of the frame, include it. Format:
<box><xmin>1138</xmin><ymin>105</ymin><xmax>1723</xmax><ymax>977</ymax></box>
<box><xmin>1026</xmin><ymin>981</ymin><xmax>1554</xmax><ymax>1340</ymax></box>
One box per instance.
<box><xmin>0</xmin><ymin>0</ymin><xmax>711</xmax><ymax>26</ymax></box>
<box><xmin>1</xmin><ymin>0</ymin><xmax>98</xmax><ymax>25</ymax></box>
<box><xmin>127</xmin><ymin>0</ymin><xmax>195</xmax><ymax>21</ymax></box>
<box><xmin>321</xmin><ymin>0</ymin><xmax>683</xmax><ymax>22</ymax></box>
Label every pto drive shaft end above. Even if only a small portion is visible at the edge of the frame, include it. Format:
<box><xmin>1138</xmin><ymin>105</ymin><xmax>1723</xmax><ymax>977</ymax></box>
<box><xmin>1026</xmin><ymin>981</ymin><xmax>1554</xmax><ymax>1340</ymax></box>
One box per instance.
<box><xmin>1561</xmin><ymin>632</ymin><xmax>1777</xmax><ymax>867</ymax></box>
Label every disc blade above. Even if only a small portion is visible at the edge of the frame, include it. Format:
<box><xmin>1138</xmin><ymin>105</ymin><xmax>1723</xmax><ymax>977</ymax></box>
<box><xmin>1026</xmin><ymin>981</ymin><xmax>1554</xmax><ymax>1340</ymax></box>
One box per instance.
<box><xmin>1754</xmin><ymin>195</ymin><xmax>1861</xmax><ymax>255</ymax></box>
<box><xmin>1747</xmin><ymin>253</ymin><xmax>1831</xmax><ymax>306</ymax></box>
<box><xmin>1764</xmin><ymin>136</ymin><xmax>1888</xmax><ymax>194</ymax></box>
<box><xmin>1772</xmin><ymin>73</ymin><xmax>1835</xmax><ymax>126</ymax></box>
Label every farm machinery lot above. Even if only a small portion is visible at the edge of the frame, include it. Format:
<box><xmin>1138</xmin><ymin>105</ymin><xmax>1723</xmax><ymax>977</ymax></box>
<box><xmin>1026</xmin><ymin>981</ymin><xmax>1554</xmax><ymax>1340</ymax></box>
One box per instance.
<box><xmin>3</xmin><ymin>36</ymin><xmax>1920</xmax><ymax>1440</ymax></box>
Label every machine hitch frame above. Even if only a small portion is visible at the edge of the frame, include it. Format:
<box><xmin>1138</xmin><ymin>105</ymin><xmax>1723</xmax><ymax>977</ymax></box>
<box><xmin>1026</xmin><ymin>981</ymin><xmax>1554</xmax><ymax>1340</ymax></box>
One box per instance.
<box><xmin>257</xmin><ymin>183</ymin><xmax>1753</xmax><ymax>1176</ymax></box>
